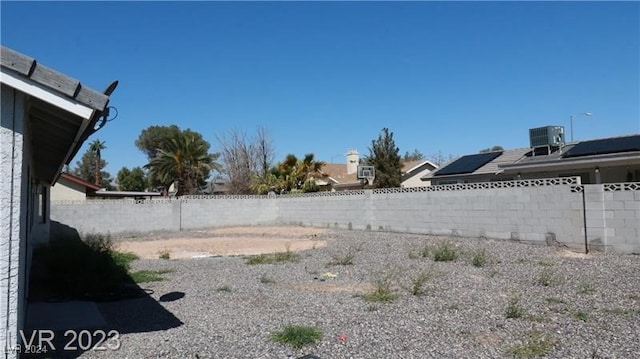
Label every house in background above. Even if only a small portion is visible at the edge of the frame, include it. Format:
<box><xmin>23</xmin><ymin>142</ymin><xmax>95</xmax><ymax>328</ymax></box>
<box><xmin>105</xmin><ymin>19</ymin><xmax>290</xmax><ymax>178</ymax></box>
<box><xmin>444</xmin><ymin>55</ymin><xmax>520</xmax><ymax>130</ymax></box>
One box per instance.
<box><xmin>499</xmin><ymin>134</ymin><xmax>640</xmax><ymax>184</ymax></box>
<box><xmin>421</xmin><ymin>148</ymin><xmax>532</xmax><ymax>185</ymax></box>
<box><xmin>51</xmin><ymin>172</ymin><xmax>101</xmax><ymax>201</ymax></box>
<box><xmin>422</xmin><ymin>127</ymin><xmax>640</xmax><ymax>185</ymax></box>
<box><xmin>318</xmin><ymin>149</ymin><xmax>438</xmax><ymax>190</ymax></box>
<box><xmin>51</xmin><ymin>172</ymin><xmax>163</xmax><ymax>200</ymax></box>
<box><xmin>0</xmin><ymin>45</ymin><xmax>116</xmax><ymax>357</ymax></box>
<box><xmin>401</xmin><ymin>159</ymin><xmax>438</xmax><ymax>187</ymax></box>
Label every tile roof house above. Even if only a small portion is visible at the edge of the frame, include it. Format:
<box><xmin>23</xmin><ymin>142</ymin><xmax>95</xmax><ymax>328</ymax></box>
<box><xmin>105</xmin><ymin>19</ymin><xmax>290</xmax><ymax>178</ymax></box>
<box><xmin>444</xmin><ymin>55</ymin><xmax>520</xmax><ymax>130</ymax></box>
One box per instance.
<box><xmin>318</xmin><ymin>149</ymin><xmax>438</xmax><ymax>190</ymax></box>
<box><xmin>1</xmin><ymin>45</ymin><xmax>116</xmax><ymax>357</ymax></box>
<box><xmin>422</xmin><ymin>132</ymin><xmax>640</xmax><ymax>185</ymax></box>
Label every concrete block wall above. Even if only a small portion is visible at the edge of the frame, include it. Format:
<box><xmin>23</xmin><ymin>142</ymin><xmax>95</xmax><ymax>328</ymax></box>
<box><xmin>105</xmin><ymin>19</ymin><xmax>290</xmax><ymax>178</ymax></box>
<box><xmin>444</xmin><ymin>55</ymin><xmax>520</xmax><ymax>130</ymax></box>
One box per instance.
<box><xmin>368</xmin><ymin>186</ymin><xmax>584</xmax><ymax>247</ymax></box>
<box><xmin>51</xmin><ymin>199</ymin><xmax>180</xmax><ymax>235</ymax></box>
<box><xmin>50</xmin><ymin>179</ymin><xmax>639</xmax><ymax>253</ymax></box>
<box><xmin>277</xmin><ymin>192</ymin><xmax>368</xmax><ymax>230</ymax></box>
<box><xmin>180</xmin><ymin>197</ymin><xmax>279</xmax><ymax>230</ymax></box>
<box><xmin>596</xmin><ymin>183</ymin><xmax>640</xmax><ymax>253</ymax></box>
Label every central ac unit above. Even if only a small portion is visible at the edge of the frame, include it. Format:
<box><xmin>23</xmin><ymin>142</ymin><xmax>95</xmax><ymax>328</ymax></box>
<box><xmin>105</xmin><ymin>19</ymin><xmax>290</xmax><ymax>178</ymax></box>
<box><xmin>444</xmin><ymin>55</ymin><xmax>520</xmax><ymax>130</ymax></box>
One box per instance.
<box><xmin>529</xmin><ymin>126</ymin><xmax>565</xmax><ymax>148</ymax></box>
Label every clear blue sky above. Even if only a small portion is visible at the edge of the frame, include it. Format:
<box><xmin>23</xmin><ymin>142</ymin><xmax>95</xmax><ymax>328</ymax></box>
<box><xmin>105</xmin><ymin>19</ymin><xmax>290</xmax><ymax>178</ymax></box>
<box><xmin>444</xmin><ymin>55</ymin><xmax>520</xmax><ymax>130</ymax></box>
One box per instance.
<box><xmin>2</xmin><ymin>1</ymin><xmax>639</xmax><ymax>176</ymax></box>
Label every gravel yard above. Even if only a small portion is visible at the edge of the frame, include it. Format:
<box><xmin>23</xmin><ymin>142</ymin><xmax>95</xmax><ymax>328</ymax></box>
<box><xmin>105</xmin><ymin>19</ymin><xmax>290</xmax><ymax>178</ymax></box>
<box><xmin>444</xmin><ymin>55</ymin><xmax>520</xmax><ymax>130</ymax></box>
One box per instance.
<box><xmin>80</xmin><ymin>227</ymin><xmax>639</xmax><ymax>359</ymax></box>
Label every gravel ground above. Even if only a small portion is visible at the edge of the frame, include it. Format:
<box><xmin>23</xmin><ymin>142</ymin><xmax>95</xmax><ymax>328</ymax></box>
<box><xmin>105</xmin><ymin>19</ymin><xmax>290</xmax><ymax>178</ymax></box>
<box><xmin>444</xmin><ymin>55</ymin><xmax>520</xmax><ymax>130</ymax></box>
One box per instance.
<box><xmin>77</xmin><ymin>228</ymin><xmax>638</xmax><ymax>359</ymax></box>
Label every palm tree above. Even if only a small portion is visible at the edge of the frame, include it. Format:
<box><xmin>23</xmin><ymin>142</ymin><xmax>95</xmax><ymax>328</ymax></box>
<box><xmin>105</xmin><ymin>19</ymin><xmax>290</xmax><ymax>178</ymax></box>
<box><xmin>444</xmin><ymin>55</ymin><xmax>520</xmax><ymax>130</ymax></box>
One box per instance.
<box><xmin>89</xmin><ymin>139</ymin><xmax>106</xmax><ymax>186</ymax></box>
<box><xmin>274</xmin><ymin>153</ymin><xmax>325</xmax><ymax>192</ymax></box>
<box><xmin>147</xmin><ymin>134</ymin><xmax>219</xmax><ymax>196</ymax></box>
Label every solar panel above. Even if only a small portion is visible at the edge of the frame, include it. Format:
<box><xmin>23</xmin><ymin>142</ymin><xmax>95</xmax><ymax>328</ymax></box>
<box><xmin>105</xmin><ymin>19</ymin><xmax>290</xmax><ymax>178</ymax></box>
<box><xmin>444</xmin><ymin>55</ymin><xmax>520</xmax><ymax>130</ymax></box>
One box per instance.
<box><xmin>563</xmin><ymin>135</ymin><xmax>640</xmax><ymax>158</ymax></box>
<box><xmin>435</xmin><ymin>151</ymin><xmax>503</xmax><ymax>176</ymax></box>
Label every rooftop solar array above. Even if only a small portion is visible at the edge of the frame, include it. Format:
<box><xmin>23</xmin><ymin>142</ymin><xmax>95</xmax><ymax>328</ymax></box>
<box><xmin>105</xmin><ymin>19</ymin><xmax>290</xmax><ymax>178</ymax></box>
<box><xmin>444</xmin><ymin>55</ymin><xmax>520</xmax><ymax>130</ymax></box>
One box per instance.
<box><xmin>435</xmin><ymin>151</ymin><xmax>503</xmax><ymax>176</ymax></box>
<box><xmin>563</xmin><ymin>135</ymin><xmax>640</xmax><ymax>158</ymax></box>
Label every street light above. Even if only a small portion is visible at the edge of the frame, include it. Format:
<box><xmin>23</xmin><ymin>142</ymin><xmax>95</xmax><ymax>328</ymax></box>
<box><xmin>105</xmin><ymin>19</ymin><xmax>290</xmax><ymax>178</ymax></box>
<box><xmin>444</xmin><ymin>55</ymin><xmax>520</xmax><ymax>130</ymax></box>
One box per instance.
<box><xmin>570</xmin><ymin>112</ymin><xmax>592</xmax><ymax>142</ymax></box>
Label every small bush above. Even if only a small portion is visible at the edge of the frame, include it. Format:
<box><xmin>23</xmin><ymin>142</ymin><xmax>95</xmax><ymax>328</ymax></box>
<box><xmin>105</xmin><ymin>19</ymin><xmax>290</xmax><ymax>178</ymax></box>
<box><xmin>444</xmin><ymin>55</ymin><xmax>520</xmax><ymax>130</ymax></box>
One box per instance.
<box><xmin>505</xmin><ymin>294</ymin><xmax>526</xmax><ymax>319</ymax></box>
<box><xmin>433</xmin><ymin>241</ymin><xmax>458</xmax><ymax>262</ymax></box>
<box><xmin>537</xmin><ymin>268</ymin><xmax>562</xmax><ymax>287</ymax></box>
<box><xmin>572</xmin><ymin>310</ymin><xmax>589</xmax><ymax>322</ymax></box>
<box><xmin>328</xmin><ymin>247</ymin><xmax>357</xmax><ymax>266</ymax></box>
<box><xmin>407</xmin><ymin>271</ymin><xmax>434</xmax><ymax>296</ymax></box>
<box><xmin>362</xmin><ymin>268</ymin><xmax>400</xmax><ymax>303</ymax></box>
<box><xmin>472</xmin><ymin>249</ymin><xmax>488</xmax><ymax>267</ymax></box>
<box><xmin>271</xmin><ymin>325</ymin><xmax>323</xmax><ymax>349</ymax></box>
<box><xmin>506</xmin><ymin>331</ymin><xmax>556</xmax><ymax>358</ymax></box>
<box><xmin>158</xmin><ymin>249</ymin><xmax>171</xmax><ymax>260</ymax></box>
<box><xmin>216</xmin><ymin>285</ymin><xmax>232</xmax><ymax>293</ymax></box>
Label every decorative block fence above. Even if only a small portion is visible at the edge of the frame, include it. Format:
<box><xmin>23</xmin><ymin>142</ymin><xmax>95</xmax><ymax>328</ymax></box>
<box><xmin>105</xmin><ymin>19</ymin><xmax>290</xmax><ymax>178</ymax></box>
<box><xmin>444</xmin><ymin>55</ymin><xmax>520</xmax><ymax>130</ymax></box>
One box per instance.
<box><xmin>51</xmin><ymin>178</ymin><xmax>640</xmax><ymax>254</ymax></box>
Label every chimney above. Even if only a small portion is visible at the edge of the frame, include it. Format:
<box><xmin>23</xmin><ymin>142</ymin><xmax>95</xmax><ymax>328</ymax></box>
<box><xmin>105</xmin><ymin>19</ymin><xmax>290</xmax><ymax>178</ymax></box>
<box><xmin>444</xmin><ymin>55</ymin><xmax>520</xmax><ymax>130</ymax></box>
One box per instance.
<box><xmin>346</xmin><ymin>149</ymin><xmax>359</xmax><ymax>174</ymax></box>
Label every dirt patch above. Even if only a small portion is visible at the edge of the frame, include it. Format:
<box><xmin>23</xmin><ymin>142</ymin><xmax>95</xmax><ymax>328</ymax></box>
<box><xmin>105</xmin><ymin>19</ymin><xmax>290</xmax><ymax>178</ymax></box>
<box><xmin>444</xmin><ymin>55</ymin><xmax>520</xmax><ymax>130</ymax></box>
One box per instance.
<box><xmin>286</xmin><ymin>282</ymin><xmax>373</xmax><ymax>294</ymax></box>
<box><xmin>553</xmin><ymin>248</ymin><xmax>594</xmax><ymax>259</ymax></box>
<box><xmin>115</xmin><ymin>226</ymin><xmax>328</xmax><ymax>259</ymax></box>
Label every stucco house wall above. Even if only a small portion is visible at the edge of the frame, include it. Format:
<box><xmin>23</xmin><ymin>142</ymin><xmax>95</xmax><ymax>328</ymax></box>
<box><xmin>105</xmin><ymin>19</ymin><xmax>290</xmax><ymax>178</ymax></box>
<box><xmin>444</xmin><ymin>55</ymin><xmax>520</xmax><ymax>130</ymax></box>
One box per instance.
<box><xmin>1</xmin><ymin>84</ymin><xmax>29</xmax><ymax>356</ymax></box>
<box><xmin>1</xmin><ymin>45</ymin><xmax>115</xmax><ymax>358</ymax></box>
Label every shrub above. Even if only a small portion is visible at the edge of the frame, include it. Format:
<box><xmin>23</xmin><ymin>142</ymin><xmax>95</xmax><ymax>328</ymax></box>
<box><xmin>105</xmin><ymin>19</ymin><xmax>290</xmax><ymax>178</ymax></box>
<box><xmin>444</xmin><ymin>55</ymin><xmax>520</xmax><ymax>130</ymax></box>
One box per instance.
<box><xmin>158</xmin><ymin>249</ymin><xmax>171</xmax><ymax>260</ymax></box>
<box><xmin>407</xmin><ymin>271</ymin><xmax>434</xmax><ymax>296</ymax></box>
<box><xmin>271</xmin><ymin>325</ymin><xmax>323</xmax><ymax>349</ymax></box>
<box><xmin>433</xmin><ymin>241</ymin><xmax>458</xmax><ymax>262</ymax></box>
<box><xmin>505</xmin><ymin>294</ymin><xmax>525</xmax><ymax>319</ymax></box>
<box><xmin>328</xmin><ymin>246</ymin><xmax>357</xmax><ymax>265</ymax></box>
<box><xmin>537</xmin><ymin>268</ymin><xmax>562</xmax><ymax>287</ymax></box>
<box><xmin>362</xmin><ymin>267</ymin><xmax>400</xmax><ymax>303</ymax></box>
<box><xmin>472</xmin><ymin>249</ymin><xmax>488</xmax><ymax>267</ymax></box>
<box><xmin>34</xmin><ymin>234</ymin><xmax>131</xmax><ymax>299</ymax></box>
<box><xmin>506</xmin><ymin>331</ymin><xmax>556</xmax><ymax>358</ymax></box>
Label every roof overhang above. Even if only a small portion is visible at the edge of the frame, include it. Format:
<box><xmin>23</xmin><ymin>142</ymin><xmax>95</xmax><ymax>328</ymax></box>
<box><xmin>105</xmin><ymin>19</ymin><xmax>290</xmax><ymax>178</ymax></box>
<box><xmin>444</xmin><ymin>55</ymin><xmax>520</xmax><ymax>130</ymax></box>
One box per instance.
<box><xmin>1</xmin><ymin>67</ymin><xmax>94</xmax><ymax>119</ymax></box>
<box><xmin>1</xmin><ymin>46</ymin><xmax>114</xmax><ymax>185</ymax></box>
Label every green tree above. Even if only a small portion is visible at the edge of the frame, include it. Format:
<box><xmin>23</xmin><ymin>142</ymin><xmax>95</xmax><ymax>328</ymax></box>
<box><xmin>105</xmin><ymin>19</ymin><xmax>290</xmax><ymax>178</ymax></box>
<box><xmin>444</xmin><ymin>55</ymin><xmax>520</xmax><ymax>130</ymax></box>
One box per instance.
<box><xmin>366</xmin><ymin>128</ymin><xmax>402</xmax><ymax>188</ymax></box>
<box><xmin>146</xmin><ymin>133</ymin><xmax>220</xmax><ymax>196</ymax></box>
<box><xmin>116</xmin><ymin>167</ymin><xmax>147</xmax><ymax>191</ymax></box>
<box><xmin>403</xmin><ymin>149</ymin><xmax>425</xmax><ymax>162</ymax></box>
<box><xmin>136</xmin><ymin>125</ymin><xmax>214</xmax><ymax>190</ymax></box>
<box><xmin>263</xmin><ymin>153</ymin><xmax>325</xmax><ymax>193</ymax></box>
<box><xmin>89</xmin><ymin>139</ymin><xmax>106</xmax><ymax>186</ymax></box>
<box><xmin>73</xmin><ymin>146</ymin><xmax>113</xmax><ymax>189</ymax></box>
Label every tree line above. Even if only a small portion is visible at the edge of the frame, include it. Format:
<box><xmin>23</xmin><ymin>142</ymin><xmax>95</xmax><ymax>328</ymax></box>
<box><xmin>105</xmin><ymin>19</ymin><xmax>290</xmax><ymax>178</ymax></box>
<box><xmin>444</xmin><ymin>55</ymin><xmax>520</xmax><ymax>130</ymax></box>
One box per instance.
<box><xmin>71</xmin><ymin>126</ymin><xmax>456</xmax><ymax>196</ymax></box>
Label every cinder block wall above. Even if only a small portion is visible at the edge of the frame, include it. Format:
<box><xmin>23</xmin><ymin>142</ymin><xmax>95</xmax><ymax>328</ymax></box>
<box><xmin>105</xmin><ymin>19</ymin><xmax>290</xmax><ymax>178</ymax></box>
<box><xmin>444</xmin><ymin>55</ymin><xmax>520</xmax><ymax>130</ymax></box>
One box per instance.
<box><xmin>50</xmin><ymin>179</ymin><xmax>640</xmax><ymax>253</ymax></box>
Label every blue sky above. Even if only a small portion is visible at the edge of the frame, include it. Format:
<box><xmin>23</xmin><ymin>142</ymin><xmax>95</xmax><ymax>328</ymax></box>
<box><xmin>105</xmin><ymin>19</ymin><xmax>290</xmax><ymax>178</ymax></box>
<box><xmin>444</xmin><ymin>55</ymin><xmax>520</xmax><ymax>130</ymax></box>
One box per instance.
<box><xmin>2</xmin><ymin>1</ymin><xmax>639</xmax><ymax>176</ymax></box>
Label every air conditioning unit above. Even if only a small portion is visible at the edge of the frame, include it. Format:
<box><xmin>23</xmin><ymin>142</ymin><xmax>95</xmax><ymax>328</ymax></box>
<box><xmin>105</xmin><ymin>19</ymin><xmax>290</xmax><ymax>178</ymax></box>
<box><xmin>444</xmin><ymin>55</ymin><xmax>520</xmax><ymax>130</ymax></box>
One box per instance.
<box><xmin>529</xmin><ymin>126</ymin><xmax>565</xmax><ymax>148</ymax></box>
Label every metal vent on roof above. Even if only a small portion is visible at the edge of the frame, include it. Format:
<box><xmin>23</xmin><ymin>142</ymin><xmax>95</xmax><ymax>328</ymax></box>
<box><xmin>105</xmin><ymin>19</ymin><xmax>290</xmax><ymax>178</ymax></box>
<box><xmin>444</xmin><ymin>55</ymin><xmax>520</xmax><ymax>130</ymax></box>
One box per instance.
<box><xmin>529</xmin><ymin>126</ymin><xmax>565</xmax><ymax>148</ymax></box>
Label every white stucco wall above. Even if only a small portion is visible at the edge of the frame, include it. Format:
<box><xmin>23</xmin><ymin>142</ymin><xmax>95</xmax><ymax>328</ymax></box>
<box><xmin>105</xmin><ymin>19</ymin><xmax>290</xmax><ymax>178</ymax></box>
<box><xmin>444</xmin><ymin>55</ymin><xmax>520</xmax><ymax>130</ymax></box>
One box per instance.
<box><xmin>1</xmin><ymin>84</ymin><xmax>26</xmax><ymax>359</ymax></box>
<box><xmin>51</xmin><ymin>177</ymin><xmax>87</xmax><ymax>201</ymax></box>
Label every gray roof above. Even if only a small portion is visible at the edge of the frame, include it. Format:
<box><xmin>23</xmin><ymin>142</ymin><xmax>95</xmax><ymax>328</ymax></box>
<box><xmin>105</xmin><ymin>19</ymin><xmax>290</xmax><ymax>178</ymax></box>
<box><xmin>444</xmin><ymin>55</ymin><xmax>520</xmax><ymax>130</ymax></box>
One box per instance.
<box><xmin>1</xmin><ymin>46</ymin><xmax>116</xmax><ymax>184</ymax></box>
<box><xmin>1</xmin><ymin>46</ymin><xmax>109</xmax><ymax>111</ymax></box>
<box><xmin>422</xmin><ymin>148</ymin><xmax>531</xmax><ymax>180</ymax></box>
